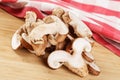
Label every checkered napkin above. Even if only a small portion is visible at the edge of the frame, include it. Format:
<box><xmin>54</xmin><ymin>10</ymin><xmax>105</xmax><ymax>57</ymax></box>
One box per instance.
<box><xmin>0</xmin><ymin>0</ymin><xmax>120</xmax><ymax>56</ymax></box>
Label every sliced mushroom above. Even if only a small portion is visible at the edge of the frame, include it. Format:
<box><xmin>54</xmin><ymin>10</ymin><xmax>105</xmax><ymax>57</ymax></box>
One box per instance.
<box><xmin>62</xmin><ymin>12</ymin><xmax>71</xmax><ymax>24</ymax></box>
<box><xmin>48</xmin><ymin>38</ymin><xmax>92</xmax><ymax>77</ymax></box>
<box><xmin>29</xmin><ymin>15</ymin><xmax>69</xmax><ymax>45</ymax></box>
<box><xmin>52</xmin><ymin>7</ymin><xmax>65</xmax><ymax>18</ymax></box>
<box><xmin>68</xmin><ymin>12</ymin><xmax>93</xmax><ymax>38</ymax></box>
<box><xmin>24</xmin><ymin>11</ymin><xmax>37</xmax><ymax>34</ymax></box>
<box><xmin>11</xmin><ymin>11</ymin><xmax>37</xmax><ymax>50</ymax></box>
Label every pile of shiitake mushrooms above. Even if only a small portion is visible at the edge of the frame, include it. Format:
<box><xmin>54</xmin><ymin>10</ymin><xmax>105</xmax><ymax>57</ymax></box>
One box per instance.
<box><xmin>11</xmin><ymin>7</ymin><xmax>100</xmax><ymax>77</ymax></box>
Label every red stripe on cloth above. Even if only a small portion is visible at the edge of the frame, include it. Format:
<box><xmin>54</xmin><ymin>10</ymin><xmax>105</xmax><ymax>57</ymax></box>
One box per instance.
<box><xmin>112</xmin><ymin>0</ymin><xmax>120</xmax><ymax>1</ymax></box>
<box><xmin>93</xmin><ymin>32</ymin><xmax>120</xmax><ymax>56</ymax></box>
<box><xmin>0</xmin><ymin>4</ymin><xmax>44</xmax><ymax>19</ymax></box>
<box><xmin>63</xmin><ymin>0</ymin><xmax>120</xmax><ymax>18</ymax></box>
<box><xmin>62</xmin><ymin>0</ymin><xmax>72</xmax><ymax>3</ymax></box>
<box><xmin>1</xmin><ymin>0</ymin><xmax>17</xmax><ymax>2</ymax></box>
<box><xmin>83</xmin><ymin>19</ymin><xmax>120</xmax><ymax>43</ymax></box>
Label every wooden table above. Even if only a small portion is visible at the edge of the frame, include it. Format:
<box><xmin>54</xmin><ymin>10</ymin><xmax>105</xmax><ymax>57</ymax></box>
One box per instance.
<box><xmin>0</xmin><ymin>8</ymin><xmax>120</xmax><ymax>80</ymax></box>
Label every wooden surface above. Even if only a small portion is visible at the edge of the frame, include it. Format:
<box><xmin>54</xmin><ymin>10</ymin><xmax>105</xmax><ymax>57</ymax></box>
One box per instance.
<box><xmin>0</xmin><ymin>8</ymin><xmax>120</xmax><ymax>80</ymax></box>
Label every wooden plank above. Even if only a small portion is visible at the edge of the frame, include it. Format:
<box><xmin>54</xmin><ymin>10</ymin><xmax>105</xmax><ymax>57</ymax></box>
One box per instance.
<box><xmin>0</xmin><ymin>9</ymin><xmax>120</xmax><ymax>80</ymax></box>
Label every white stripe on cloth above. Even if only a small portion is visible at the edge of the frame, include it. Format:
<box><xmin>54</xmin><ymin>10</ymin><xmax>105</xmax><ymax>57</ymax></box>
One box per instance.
<box><xmin>25</xmin><ymin>1</ymin><xmax>59</xmax><ymax>11</ymax></box>
<box><xmin>73</xmin><ymin>0</ymin><xmax>120</xmax><ymax>11</ymax></box>
<box><xmin>92</xmin><ymin>13</ymin><xmax>120</xmax><ymax>30</ymax></box>
<box><xmin>17</xmin><ymin>0</ymin><xmax>29</xmax><ymax>2</ymax></box>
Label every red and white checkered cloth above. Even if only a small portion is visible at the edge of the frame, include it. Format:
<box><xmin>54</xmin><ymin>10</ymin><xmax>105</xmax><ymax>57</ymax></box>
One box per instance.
<box><xmin>0</xmin><ymin>0</ymin><xmax>120</xmax><ymax>56</ymax></box>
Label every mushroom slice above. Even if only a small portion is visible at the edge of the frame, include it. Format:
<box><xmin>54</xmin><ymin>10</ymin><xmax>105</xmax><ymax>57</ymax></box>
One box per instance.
<box><xmin>52</xmin><ymin>7</ymin><xmax>65</xmax><ymax>18</ymax></box>
<box><xmin>11</xmin><ymin>30</ymin><xmax>32</xmax><ymax>50</ymax></box>
<box><xmin>11</xmin><ymin>11</ymin><xmax>37</xmax><ymax>50</ymax></box>
<box><xmin>68</xmin><ymin>12</ymin><xmax>93</xmax><ymax>38</ymax></box>
<box><xmin>25</xmin><ymin>11</ymin><xmax>37</xmax><ymax>24</ymax></box>
<box><xmin>62</xmin><ymin>12</ymin><xmax>71</xmax><ymax>24</ymax></box>
<box><xmin>24</xmin><ymin>11</ymin><xmax>37</xmax><ymax>34</ymax></box>
<box><xmin>47</xmin><ymin>38</ymin><xmax>93</xmax><ymax>77</ymax></box>
<box><xmin>29</xmin><ymin>15</ymin><xmax>68</xmax><ymax>46</ymax></box>
<box><xmin>86</xmin><ymin>61</ymin><xmax>101</xmax><ymax>76</ymax></box>
<box><xmin>47</xmin><ymin>50</ymin><xmax>88</xmax><ymax>77</ymax></box>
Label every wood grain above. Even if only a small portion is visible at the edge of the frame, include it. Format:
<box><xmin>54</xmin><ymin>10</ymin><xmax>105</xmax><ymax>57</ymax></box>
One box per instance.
<box><xmin>0</xmin><ymin>9</ymin><xmax>120</xmax><ymax>80</ymax></box>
